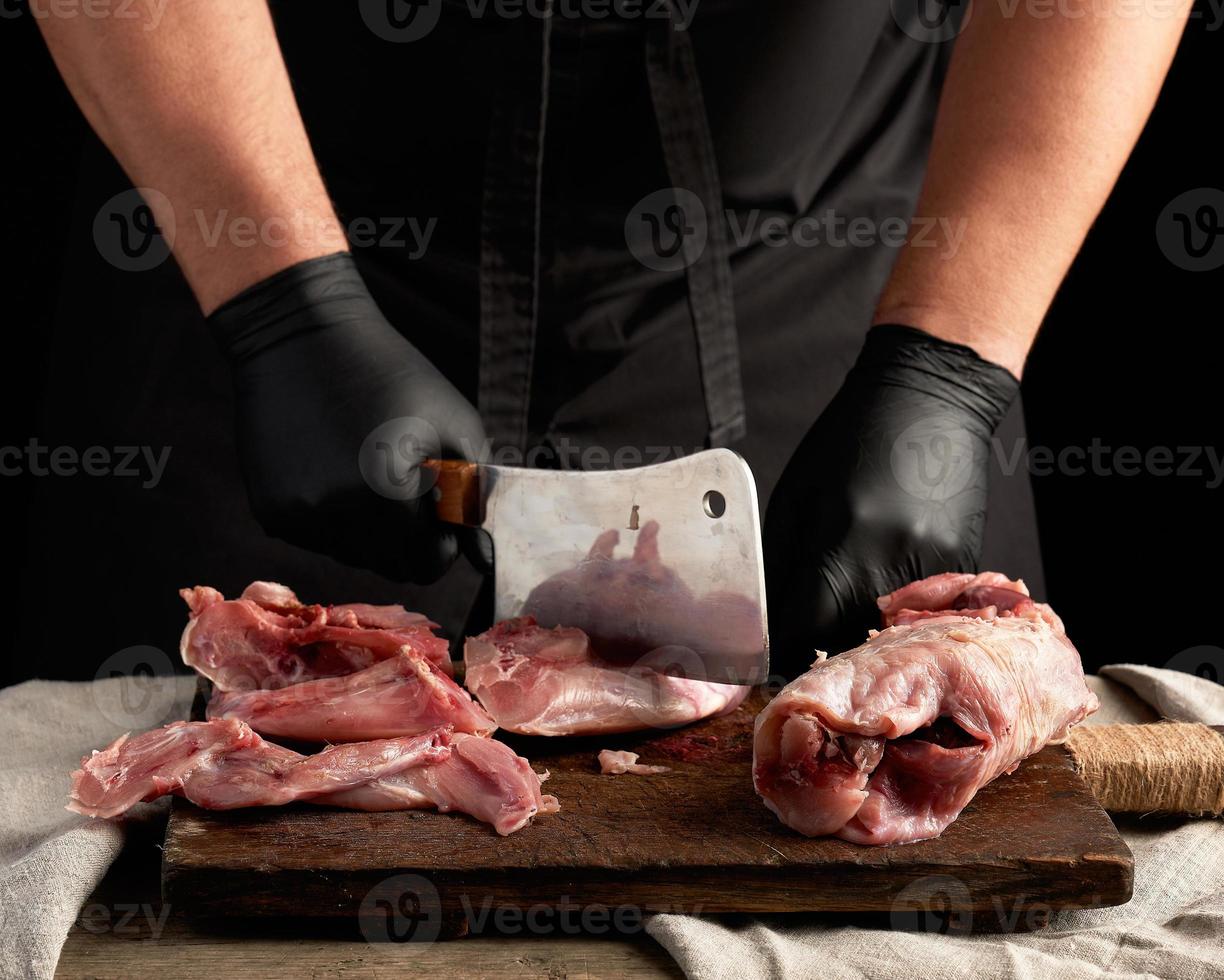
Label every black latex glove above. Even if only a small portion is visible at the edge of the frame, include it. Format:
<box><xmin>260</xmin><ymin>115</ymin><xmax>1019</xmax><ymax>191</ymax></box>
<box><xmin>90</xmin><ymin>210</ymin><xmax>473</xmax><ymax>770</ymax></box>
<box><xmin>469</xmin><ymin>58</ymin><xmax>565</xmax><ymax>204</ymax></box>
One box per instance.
<box><xmin>765</xmin><ymin>324</ymin><xmax>1019</xmax><ymax>672</ymax></box>
<box><xmin>207</xmin><ymin>252</ymin><xmax>487</xmax><ymax>583</ymax></box>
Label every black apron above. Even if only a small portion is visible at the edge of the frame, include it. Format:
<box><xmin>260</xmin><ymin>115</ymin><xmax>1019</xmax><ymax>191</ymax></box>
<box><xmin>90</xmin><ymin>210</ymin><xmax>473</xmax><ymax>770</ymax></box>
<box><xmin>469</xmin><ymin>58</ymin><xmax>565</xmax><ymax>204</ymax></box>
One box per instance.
<box><xmin>20</xmin><ymin>0</ymin><xmax>1042</xmax><ymax>679</ymax></box>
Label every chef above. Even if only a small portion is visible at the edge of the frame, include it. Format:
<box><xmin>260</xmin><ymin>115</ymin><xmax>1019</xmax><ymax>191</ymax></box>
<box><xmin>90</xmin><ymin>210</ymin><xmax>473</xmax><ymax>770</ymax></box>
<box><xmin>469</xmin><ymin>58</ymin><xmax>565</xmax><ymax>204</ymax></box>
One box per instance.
<box><xmin>32</xmin><ymin>1</ymin><xmax>1188</xmax><ymax>674</ymax></box>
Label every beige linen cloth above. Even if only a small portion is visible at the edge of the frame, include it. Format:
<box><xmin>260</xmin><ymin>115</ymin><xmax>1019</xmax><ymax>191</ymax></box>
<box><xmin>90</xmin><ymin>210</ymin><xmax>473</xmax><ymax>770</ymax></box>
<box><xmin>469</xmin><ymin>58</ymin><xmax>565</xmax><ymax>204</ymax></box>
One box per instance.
<box><xmin>0</xmin><ymin>666</ymin><xmax>1220</xmax><ymax>979</ymax></box>
<box><xmin>0</xmin><ymin>675</ymin><xmax>195</xmax><ymax>980</ymax></box>
<box><xmin>648</xmin><ymin>665</ymin><xmax>1224</xmax><ymax>980</ymax></box>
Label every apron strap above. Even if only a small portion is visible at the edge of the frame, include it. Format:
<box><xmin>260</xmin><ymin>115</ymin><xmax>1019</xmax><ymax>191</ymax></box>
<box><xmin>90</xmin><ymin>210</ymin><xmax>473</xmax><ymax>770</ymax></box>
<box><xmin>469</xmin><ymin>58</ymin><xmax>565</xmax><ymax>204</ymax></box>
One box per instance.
<box><xmin>645</xmin><ymin>5</ymin><xmax>748</xmax><ymax>447</ymax></box>
<box><xmin>478</xmin><ymin>1</ymin><xmax>556</xmax><ymax>454</ymax></box>
<box><xmin>479</xmin><ymin>3</ymin><xmax>747</xmax><ymax>453</ymax></box>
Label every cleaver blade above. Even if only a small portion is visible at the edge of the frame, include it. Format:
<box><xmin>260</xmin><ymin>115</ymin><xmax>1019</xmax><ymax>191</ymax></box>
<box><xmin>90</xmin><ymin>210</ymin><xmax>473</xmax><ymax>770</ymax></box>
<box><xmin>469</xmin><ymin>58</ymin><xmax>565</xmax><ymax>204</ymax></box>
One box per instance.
<box><xmin>424</xmin><ymin>449</ymin><xmax>769</xmax><ymax>686</ymax></box>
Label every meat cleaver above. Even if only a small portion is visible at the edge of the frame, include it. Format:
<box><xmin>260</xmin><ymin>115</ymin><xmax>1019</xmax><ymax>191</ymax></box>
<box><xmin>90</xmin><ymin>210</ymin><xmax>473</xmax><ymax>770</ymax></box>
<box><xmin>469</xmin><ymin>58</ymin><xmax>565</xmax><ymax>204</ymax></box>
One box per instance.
<box><xmin>423</xmin><ymin>449</ymin><xmax>769</xmax><ymax>686</ymax></box>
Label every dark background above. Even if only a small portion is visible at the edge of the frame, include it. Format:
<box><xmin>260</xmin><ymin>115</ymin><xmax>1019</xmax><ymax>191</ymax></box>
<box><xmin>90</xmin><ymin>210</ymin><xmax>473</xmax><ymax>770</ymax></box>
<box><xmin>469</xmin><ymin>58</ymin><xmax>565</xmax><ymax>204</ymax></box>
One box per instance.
<box><xmin>3</xmin><ymin>3</ymin><xmax>1221</xmax><ymax>684</ymax></box>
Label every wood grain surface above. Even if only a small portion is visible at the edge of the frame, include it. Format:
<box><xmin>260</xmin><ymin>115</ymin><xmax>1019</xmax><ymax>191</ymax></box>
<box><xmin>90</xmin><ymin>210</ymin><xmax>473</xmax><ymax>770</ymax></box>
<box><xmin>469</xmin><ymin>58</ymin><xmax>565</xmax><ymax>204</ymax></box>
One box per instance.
<box><xmin>58</xmin><ymin>821</ymin><xmax>680</xmax><ymax>979</ymax></box>
<box><xmin>163</xmin><ymin>689</ymin><xmax>1133</xmax><ymax>934</ymax></box>
<box><xmin>57</xmin><ymin>921</ymin><xmax>680</xmax><ymax>980</ymax></box>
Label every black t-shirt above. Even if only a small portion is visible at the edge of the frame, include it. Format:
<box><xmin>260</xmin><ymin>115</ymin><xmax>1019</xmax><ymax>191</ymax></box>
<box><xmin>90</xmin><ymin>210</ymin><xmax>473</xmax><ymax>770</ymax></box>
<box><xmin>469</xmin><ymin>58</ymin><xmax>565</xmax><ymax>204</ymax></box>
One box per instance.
<box><xmin>268</xmin><ymin>0</ymin><xmax>958</xmax><ymax>457</ymax></box>
<box><xmin>19</xmin><ymin>3</ymin><xmax>1046</xmax><ymax>681</ymax></box>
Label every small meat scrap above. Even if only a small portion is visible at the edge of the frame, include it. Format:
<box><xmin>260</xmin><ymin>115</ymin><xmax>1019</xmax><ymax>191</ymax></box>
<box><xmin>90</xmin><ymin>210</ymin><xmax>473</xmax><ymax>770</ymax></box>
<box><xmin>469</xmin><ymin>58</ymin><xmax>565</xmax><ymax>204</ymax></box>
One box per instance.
<box><xmin>598</xmin><ymin>749</ymin><xmax>671</xmax><ymax>776</ymax></box>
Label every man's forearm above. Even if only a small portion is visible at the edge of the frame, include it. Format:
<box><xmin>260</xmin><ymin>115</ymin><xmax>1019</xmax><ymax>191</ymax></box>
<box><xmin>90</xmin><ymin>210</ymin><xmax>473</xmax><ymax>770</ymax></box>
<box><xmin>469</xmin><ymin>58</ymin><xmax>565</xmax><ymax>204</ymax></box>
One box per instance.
<box><xmin>38</xmin><ymin>0</ymin><xmax>344</xmax><ymax>313</ymax></box>
<box><xmin>874</xmin><ymin>0</ymin><xmax>1191</xmax><ymax>378</ymax></box>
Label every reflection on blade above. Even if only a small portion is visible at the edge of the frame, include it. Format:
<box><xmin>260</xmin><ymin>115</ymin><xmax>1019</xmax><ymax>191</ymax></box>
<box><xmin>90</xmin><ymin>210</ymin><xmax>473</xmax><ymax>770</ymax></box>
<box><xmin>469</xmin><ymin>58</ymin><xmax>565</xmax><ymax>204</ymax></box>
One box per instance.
<box><xmin>520</xmin><ymin>521</ymin><xmax>766</xmax><ymax>686</ymax></box>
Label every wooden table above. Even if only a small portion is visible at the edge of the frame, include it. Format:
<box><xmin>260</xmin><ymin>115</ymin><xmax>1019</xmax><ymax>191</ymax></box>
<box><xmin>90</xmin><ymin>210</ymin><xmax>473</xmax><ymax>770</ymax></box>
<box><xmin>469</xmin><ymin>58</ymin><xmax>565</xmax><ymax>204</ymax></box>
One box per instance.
<box><xmin>54</xmin><ymin>822</ymin><xmax>683</xmax><ymax>979</ymax></box>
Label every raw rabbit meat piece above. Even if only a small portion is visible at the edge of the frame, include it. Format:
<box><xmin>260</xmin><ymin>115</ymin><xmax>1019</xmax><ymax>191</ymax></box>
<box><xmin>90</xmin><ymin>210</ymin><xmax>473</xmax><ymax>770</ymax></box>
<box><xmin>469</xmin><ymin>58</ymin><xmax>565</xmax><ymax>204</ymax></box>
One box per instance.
<box><xmin>465</xmin><ymin>617</ymin><xmax>750</xmax><ymax>736</ymax></box>
<box><xmin>177</xmin><ymin>727</ymin><xmax>451</xmax><ymax>809</ymax></box>
<box><xmin>332</xmin><ymin>733</ymin><xmax>561</xmax><ymax>834</ymax></box>
<box><xmin>877</xmin><ymin>571</ymin><xmax>1064</xmax><ymax>632</ymax></box>
<box><xmin>207</xmin><ymin>651</ymin><xmax>496</xmax><ymax>743</ymax></box>
<box><xmin>597</xmin><ymin>750</ymin><xmax>670</xmax><ymax>775</ymax></box>
<box><xmin>67</xmin><ymin>718</ymin><xmax>260</xmax><ymax>819</ymax></box>
<box><xmin>68</xmin><ymin>721</ymin><xmax>557</xmax><ymax>835</ymax></box>
<box><xmin>180</xmin><ymin>581</ymin><xmax>451</xmax><ymax>692</ymax></box>
<box><xmin>754</xmin><ymin>576</ymin><xmax>1096</xmax><ymax>845</ymax></box>
<box><xmin>67</xmin><ymin>720</ymin><xmax>447</xmax><ymax>819</ymax></box>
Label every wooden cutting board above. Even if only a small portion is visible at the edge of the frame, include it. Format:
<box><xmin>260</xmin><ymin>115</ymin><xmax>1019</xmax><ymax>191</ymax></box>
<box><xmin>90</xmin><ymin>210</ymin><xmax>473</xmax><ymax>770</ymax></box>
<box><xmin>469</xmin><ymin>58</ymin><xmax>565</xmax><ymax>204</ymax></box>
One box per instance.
<box><xmin>162</xmin><ymin>689</ymin><xmax>1132</xmax><ymax>936</ymax></box>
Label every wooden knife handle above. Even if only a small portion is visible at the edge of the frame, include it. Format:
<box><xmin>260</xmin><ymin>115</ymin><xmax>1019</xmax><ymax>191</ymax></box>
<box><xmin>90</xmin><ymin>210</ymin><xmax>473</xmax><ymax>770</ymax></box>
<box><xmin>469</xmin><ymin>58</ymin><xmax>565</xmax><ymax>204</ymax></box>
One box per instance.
<box><xmin>421</xmin><ymin>459</ymin><xmax>483</xmax><ymax>526</ymax></box>
<box><xmin>1066</xmin><ymin>723</ymin><xmax>1224</xmax><ymax>816</ymax></box>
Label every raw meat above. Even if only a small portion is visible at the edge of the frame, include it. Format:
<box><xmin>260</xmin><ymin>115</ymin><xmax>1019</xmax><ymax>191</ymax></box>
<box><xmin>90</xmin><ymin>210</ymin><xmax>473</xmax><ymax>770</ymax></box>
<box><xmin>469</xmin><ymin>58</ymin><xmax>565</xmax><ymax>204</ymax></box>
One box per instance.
<box><xmin>207</xmin><ymin>651</ymin><xmax>496</xmax><ymax>743</ymax></box>
<box><xmin>68</xmin><ymin>718</ymin><xmax>261</xmax><ymax>819</ymax></box>
<box><xmin>465</xmin><ymin>617</ymin><xmax>750</xmax><ymax>736</ymax></box>
<box><xmin>179</xmin><ymin>582</ymin><xmax>451</xmax><ymax>692</ymax></box>
<box><xmin>754</xmin><ymin>577</ymin><xmax>1097</xmax><ymax>845</ymax></box>
<box><xmin>337</xmin><ymin>733</ymin><xmax>561</xmax><ymax>834</ymax></box>
<box><xmin>67</xmin><ymin>721</ymin><xmax>558</xmax><ymax>835</ymax></box>
<box><xmin>597</xmin><ymin>750</ymin><xmax>670</xmax><ymax>775</ymax></box>
<box><xmin>877</xmin><ymin>571</ymin><xmax>1064</xmax><ymax>632</ymax></box>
